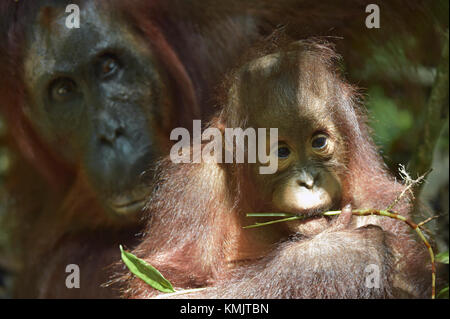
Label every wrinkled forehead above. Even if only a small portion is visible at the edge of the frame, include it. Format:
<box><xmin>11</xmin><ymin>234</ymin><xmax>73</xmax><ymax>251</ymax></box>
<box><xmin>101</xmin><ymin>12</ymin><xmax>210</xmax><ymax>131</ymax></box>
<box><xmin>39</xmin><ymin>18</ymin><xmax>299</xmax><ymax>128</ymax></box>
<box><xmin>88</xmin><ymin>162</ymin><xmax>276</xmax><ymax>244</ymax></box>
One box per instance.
<box><xmin>238</xmin><ymin>52</ymin><xmax>336</xmax><ymax>132</ymax></box>
<box><xmin>26</xmin><ymin>1</ymin><xmax>106</xmax><ymax>58</ymax></box>
<box><xmin>24</xmin><ymin>1</ymin><xmax>140</xmax><ymax>85</ymax></box>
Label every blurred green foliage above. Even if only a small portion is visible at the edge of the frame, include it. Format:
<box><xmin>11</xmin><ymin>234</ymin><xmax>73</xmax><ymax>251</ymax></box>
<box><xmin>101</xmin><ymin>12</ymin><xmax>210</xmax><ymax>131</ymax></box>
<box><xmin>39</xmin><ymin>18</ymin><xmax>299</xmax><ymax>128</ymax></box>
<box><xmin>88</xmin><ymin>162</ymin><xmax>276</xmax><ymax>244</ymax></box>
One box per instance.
<box><xmin>344</xmin><ymin>32</ymin><xmax>449</xmax><ymax>175</ymax></box>
<box><xmin>366</xmin><ymin>86</ymin><xmax>414</xmax><ymax>150</ymax></box>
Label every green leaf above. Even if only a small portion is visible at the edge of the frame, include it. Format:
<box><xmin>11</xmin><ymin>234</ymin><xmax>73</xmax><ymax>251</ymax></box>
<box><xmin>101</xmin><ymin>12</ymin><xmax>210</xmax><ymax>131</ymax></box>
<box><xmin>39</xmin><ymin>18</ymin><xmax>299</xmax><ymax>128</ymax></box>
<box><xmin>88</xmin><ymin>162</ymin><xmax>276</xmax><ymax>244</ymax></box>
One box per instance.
<box><xmin>437</xmin><ymin>286</ymin><xmax>449</xmax><ymax>299</ymax></box>
<box><xmin>120</xmin><ymin>245</ymin><xmax>175</xmax><ymax>293</ymax></box>
<box><xmin>436</xmin><ymin>251</ymin><xmax>449</xmax><ymax>264</ymax></box>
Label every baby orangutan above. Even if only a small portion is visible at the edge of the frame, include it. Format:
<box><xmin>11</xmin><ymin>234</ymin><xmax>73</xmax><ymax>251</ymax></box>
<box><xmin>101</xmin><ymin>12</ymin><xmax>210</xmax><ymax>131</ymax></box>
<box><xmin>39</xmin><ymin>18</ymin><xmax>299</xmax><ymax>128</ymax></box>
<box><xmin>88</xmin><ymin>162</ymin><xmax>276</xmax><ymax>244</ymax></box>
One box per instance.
<box><xmin>119</xmin><ymin>41</ymin><xmax>430</xmax><ymax>298</ymax></box>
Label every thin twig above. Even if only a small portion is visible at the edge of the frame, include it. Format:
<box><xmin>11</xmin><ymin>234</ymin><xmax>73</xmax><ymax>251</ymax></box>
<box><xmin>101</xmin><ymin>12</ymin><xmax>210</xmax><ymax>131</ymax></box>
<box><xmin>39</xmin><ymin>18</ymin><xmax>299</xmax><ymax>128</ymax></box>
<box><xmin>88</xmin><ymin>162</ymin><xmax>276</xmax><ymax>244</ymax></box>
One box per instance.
<box><xmin>243</xmin><ymin>215</ymin><xmax>303</xmax><ymax>228</ymax></box>
<box><xmin>417</xmin><ymin>215</ymin><xmax>440</xmax><ymax>228</ymax></box>
<box><xmin>387</xmin><ymin>166</ymin><xmax>429</xmax><ymax>211</ymax></box>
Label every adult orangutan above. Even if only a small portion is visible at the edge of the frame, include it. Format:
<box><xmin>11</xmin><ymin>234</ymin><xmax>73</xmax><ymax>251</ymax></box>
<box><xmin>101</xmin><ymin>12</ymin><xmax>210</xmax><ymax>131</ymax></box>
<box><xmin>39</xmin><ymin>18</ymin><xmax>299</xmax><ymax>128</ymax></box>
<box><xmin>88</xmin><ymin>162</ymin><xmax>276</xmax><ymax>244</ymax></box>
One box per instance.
<box><xmin>0</xmin><ymin>0</ymin><xmax>267</xmax><ymax>298</ymax></box>
<box><xmin>121</xmin><ymin>41</ymin><xmax>431</xmax><ymax>299</ymax></box>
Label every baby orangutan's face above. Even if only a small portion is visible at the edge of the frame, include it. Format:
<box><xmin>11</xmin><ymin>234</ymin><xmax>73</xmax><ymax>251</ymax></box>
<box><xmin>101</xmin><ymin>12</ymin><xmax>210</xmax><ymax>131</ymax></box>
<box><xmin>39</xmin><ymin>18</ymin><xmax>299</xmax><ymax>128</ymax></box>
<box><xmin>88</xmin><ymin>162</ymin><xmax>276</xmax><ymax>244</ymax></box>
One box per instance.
<box><xmin>240</xmin><ymin>51</ymin><xmax>345</xmax><ymax>219</ymax></box>
<box><xmin>266</xmin><ymin>130</ymin><xmax>342</xmax><ymax>217</ymax></box>
<box><xmin>252</xmin><ymin>117</ymin><xmax>343</xmax><ymax>218</ymax></box>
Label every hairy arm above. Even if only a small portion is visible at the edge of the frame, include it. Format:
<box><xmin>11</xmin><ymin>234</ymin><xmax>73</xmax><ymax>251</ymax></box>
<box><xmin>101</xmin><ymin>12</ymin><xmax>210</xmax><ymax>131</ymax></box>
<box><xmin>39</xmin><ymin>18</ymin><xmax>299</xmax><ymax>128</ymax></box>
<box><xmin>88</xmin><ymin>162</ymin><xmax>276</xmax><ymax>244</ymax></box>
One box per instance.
<box><xmin>186</xmin><ymin>223</ymin><xmax>394</xmax><ymax>298</ymax></box>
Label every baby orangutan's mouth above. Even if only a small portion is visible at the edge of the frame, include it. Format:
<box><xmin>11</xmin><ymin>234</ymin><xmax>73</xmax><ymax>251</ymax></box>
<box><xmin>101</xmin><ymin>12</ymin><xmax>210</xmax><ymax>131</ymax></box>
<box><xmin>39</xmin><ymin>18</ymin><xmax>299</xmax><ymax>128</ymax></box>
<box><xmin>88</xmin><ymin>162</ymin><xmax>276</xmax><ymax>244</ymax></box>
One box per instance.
<box><xmin>289</xmin><ymin>215</ymin><xmax>330</xmax><ymax>236</ymax></box>
<box><xmin>289</xmin><ymin>204</ymin><xmax>333</xmax><ymax>218</ymax></box>
<box><xmin>282</xmin><ymin>205</ymin><xmax>336</xmax><ymax>236</ymax></box>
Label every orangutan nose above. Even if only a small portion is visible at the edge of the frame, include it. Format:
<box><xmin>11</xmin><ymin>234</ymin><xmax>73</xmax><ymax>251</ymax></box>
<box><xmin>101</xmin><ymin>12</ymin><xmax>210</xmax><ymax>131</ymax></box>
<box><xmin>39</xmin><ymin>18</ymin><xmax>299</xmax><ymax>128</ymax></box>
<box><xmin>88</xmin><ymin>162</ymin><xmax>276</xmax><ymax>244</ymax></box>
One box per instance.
<box><xmin>297</xmin><ymin>170</ymin><xmax>316</xmax><ymax>189</ymax></box>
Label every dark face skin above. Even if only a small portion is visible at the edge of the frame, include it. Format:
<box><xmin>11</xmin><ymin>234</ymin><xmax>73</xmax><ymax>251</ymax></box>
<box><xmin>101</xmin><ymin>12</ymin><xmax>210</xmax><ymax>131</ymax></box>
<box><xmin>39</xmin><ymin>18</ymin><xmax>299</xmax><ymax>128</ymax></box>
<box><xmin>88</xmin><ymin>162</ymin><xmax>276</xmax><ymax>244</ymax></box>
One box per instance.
<box><xmin>238</xmin><ymin>52</ymin><xmax>344</xmax><ymax>218</ymax></box>
<box><xmin>23</xmin><ymin>2</ymin><xmax>168</xmax><ymax>217</ymax></box>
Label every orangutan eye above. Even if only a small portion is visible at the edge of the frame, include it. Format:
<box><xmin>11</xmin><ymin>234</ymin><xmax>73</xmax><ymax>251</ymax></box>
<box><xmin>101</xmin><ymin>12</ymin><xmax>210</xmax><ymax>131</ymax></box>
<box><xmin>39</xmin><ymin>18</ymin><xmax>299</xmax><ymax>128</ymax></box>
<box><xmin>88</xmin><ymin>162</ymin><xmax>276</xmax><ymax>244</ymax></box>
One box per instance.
<box><xmin>101</xmin><ymin>57</ymin><xmax>119</xmax><ymax>76</ymax></box>
<box><xmin>311</xmin><ymin>134</ymin><xmax>328</xmax><ymax>150</ymax></box>
<box><xmin>50</xmin><ymin>78</ymin><xmax>77</xmax><ymax>102</ymax></box>
<box><xmin>97</xmin><ymin>54</ymin><xmax>121</xmax><ymax>79</ymax></box>
<box><xmin>277</xmin><ymin>146</ymin><xmax>291</xmax><ymax>158</ymax></box>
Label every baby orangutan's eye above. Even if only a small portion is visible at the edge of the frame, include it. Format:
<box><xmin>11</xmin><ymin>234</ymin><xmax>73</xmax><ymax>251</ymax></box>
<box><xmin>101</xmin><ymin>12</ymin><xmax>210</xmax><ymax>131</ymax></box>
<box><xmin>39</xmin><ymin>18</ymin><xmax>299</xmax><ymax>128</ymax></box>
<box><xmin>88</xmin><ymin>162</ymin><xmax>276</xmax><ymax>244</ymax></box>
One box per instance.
<box><xmin>277</xmin><ymin>146</ymin><xmax>291</xmax><ymax>158</ymax></box>
<box><xmin>311</xmin><ymin>134</ymin><xmax>328</xmax><ymax>150</ymax></box>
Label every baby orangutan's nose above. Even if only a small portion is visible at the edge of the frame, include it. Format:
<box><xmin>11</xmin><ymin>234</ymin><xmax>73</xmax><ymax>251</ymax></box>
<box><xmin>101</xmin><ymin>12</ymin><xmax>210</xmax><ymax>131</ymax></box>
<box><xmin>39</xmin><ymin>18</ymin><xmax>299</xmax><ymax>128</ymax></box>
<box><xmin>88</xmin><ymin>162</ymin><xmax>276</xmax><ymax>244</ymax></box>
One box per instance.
<box><xmin>297</xmin><ymin>171</ymin><xmax>316</xmax><ymax>189</ymax></box>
